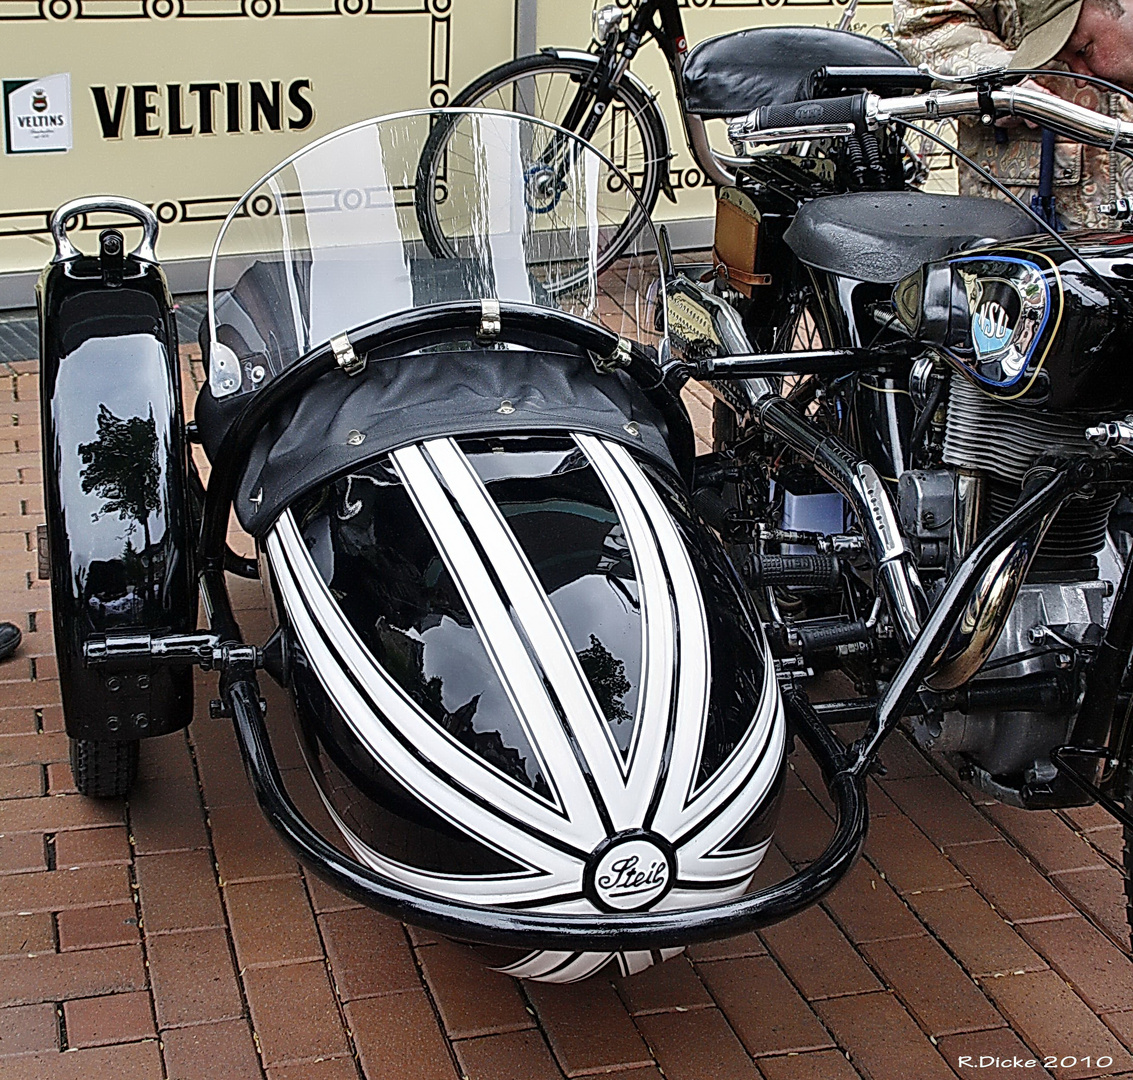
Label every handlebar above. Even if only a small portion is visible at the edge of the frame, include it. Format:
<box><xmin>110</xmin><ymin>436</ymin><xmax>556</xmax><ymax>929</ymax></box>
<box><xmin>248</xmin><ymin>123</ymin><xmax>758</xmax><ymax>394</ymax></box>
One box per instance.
<box><xmin>729</xmin><ymin>85</ymin><xmax>1133</xmax><ymax>153</ymax></box>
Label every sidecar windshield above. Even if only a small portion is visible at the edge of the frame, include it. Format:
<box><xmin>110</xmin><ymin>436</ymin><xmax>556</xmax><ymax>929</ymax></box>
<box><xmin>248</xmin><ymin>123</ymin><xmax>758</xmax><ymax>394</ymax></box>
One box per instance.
<box><xmin>206</xmin><ymin>109</ymin><xmax>667</xmax><ymax>398</ymax></box>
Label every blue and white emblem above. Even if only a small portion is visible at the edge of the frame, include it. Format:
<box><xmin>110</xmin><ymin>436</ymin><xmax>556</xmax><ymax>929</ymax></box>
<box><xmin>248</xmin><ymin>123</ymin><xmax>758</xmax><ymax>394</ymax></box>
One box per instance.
<box><xmin>955</xmin><ymin>257</ymin><xmax>1050</xmax><ymax>386</ymax></box>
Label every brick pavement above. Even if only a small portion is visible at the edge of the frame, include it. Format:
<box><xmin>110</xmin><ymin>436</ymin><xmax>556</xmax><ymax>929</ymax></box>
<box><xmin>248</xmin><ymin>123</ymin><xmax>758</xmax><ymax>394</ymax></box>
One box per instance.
<box><xmin>1</xmin><ymin>343</ymin><xmax>1132</xmax><ymax>1079</ymax></box>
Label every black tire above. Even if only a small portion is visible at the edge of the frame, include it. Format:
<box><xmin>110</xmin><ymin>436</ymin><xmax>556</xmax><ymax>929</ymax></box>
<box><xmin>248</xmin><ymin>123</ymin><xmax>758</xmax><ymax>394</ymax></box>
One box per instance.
<box><xmin>69</xmin><ymin>737</ymin><xmax>139</xmax><ymax>798</ymax></box>
<box><xmin>415</xmin><ymin>53</ymin><xmax>668</xmax><ymax>277</ymax></box>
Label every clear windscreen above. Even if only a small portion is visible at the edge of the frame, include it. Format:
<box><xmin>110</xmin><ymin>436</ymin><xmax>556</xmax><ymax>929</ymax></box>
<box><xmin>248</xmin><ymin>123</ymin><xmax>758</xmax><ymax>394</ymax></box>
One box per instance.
<box><xmin>207</xmin><ymin>109</ymin><xmax>667</xmax><ymax>398</ymax></box>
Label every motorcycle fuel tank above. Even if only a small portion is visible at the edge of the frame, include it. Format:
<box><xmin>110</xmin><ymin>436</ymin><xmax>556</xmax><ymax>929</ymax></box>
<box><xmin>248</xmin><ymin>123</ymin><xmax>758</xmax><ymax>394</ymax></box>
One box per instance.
<box><xmin>893</xmin><ymin>231</ymin><xmax>1133</xmax><ymax>410</ymax></box>
<box><xmin>264</xmin><ymin>433</ymin><xmax>786</xmax><ymax>982</ymax></box>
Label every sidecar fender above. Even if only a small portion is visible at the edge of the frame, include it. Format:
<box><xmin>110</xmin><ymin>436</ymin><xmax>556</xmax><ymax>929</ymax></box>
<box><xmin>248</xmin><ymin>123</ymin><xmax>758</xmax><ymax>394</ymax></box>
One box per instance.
<box><xmin>38</xmin><ymin>231</ymin><xmax>195</xmax><ymax>741</ymax></box>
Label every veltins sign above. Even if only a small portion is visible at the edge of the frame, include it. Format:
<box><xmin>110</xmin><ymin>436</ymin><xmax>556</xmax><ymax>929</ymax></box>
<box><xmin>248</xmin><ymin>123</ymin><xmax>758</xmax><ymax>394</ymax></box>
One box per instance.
<box><xmin>3</xmin><ymin>73</ymin><xmax>72</xmax><ymax>155</ymax></box>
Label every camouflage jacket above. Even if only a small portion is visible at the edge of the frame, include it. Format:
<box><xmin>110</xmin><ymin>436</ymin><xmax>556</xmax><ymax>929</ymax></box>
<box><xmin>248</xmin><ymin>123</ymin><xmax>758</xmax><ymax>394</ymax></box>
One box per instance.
<box><xmin>893</xmin><ymin>0</ymin><xmax>1133</xmax><ymax>227</ymax></box>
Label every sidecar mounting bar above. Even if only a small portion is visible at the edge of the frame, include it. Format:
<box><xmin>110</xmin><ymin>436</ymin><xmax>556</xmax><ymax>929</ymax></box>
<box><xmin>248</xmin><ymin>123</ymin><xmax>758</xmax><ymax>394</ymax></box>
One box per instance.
<box><xmin>221</xmin><ymin>672</ymin><xmax>868</xmax><ymax>950</ymax></box>
<box><xmin>695</xmin><ymin>347</ymin><xmax>913</xmax><ymax>380</ymax></box>
<box><xmin>83</xmin><ymin>630</ymin><xmax>260</xmax><ymax>673</ymax></box>
<box><xmin>847</xmin><ymin>460</ymin><xmax>1086</xmax><ymax>777</ymax></box>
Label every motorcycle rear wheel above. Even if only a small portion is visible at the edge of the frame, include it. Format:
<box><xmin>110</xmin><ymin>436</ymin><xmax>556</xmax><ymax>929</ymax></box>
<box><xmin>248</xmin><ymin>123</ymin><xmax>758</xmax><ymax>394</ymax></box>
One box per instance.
<box><xmin>415</xmin><ymin>54</ymin><xmax>668</xmax><ymax>278</ymax></box>
<box><xmin>69</xmin><ymin>737</ymin><xmax>139</xmax><ymax>799</ymax></box>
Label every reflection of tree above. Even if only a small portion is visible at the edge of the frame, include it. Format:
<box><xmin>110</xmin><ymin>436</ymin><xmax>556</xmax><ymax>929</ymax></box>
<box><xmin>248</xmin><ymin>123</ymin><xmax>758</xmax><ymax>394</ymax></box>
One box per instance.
<box><xmin>78</xmin><ymin>405</ymin><xmax>161</xmax><ymax>598</ymax></box>
<box><xmin>578</xmin><ymin>634</ymin><xmax>631</xmax><ymax>726</ymax></box>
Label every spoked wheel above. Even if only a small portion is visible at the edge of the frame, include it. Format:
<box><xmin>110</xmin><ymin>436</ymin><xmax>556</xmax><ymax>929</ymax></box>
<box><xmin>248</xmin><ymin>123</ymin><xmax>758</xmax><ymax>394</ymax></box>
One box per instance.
<box><xmin>415</xmin><ymin>54</ymin><xmax>668</xmax><ymax>279</ymax></box>
<box><xmin>69</xmin><ymin>737</ymin><xmax>139</xmax><ymax>798</ymax></box>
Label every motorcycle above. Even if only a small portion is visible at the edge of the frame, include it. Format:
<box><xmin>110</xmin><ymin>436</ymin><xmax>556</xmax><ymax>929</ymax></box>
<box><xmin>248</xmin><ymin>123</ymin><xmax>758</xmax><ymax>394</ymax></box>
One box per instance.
<box><xmin>37</xmin><ymin>54</ymin><xmax>1133</xmax><ymax>982</ymax></box>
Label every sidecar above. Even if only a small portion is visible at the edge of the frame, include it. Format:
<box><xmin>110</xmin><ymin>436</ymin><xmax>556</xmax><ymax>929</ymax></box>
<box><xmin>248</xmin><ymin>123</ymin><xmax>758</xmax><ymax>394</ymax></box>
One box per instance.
<box><xmin>39</xmin><ymin>109</ymin><xmax>867</xmax><ymax>980</ymax></box>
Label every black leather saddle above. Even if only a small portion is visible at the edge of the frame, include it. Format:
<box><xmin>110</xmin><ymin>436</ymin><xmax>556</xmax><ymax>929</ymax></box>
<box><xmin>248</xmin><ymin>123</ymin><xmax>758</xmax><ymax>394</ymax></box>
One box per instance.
<box><xmin>682</xmin><ymin>27</ymin><xmax>909</xmax><ymax>118</ymax></box>
<box><xmin>784</xmin><ymin>192</ymin><xmax>1039</xmax><ymax>284</ymax></box>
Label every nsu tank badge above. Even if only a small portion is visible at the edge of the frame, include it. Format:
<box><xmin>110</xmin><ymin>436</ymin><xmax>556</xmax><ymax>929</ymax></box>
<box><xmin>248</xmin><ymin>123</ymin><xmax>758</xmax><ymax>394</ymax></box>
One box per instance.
<box><xmin>955</xmin><ymin>256</ymin><xmax>1051</xmax><ymax>386</ymax></box>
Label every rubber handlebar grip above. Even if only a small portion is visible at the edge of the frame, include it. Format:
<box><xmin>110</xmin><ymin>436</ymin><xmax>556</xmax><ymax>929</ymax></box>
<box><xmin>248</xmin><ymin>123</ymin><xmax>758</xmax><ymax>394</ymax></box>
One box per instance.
<box><xmin>754</xmin><ymin>95</ymin><xmax>867</xmax><ymax>132</ymax></box>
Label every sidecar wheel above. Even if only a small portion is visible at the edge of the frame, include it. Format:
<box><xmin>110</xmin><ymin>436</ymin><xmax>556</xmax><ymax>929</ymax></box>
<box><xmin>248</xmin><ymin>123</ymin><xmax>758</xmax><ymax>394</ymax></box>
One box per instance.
<box><xmin>69</xmin><ymin>737</ymin><xmax>139</xmax><ymax>799</ymax></box>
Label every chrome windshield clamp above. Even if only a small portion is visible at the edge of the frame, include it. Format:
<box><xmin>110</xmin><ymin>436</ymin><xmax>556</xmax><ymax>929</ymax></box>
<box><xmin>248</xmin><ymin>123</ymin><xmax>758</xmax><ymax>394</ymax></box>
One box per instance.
<box><xmin>592</xmin><ymin>336</ymin><xmax>631</xmax><ymax>374</ymax></box>
<box><xmin>331</xmin><ymin>333</ymin><xmax>364</xmax><ymax>376</ymax></box>
<box><xmin>478</xmin><ymin>299</ymin><xmax>502</xmax><ymax>340</ymax></box>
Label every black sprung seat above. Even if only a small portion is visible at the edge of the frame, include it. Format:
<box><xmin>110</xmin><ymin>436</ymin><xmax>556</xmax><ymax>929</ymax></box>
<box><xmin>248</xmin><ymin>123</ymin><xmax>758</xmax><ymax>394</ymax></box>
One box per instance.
<box><xmin>784</xmin><ymin>192</ymin><xmax>1040</xmax><ymax>284</ymax></box>
<box><xmin>682</xmin><ymin>27</ymin><xmax>909</xmax><ymax>118</ymax></box>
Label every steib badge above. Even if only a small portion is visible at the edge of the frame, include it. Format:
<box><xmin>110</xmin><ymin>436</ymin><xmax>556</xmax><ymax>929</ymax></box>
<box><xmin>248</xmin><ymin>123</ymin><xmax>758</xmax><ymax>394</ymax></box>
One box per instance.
<box><xmin>4</xmin><ymin>73</ymin><xmax>72</xmax><ymax>154</ymax></box>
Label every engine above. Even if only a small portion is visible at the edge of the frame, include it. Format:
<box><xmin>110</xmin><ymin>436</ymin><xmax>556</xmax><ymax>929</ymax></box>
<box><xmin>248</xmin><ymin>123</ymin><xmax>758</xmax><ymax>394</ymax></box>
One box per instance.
<box><xmin>898</xmin><ymin>374</ymin><xmax>1120</xmax><ymax>806</ymax></box>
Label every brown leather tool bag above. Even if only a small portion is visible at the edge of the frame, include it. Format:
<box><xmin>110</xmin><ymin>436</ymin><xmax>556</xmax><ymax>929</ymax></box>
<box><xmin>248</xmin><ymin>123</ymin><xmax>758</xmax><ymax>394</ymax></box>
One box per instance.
<box><xmin>712</xmin><ymin>186</ymin><xmax>770</xmax><ymax>297</ymax></box>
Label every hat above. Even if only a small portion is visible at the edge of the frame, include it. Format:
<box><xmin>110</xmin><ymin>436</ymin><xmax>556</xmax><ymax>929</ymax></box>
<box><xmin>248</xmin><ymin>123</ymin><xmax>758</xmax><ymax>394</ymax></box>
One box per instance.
<box><xmin>1009</xmin><ymin>0</ymin><xmax>1085</xmax><ymax>69</ymax></box>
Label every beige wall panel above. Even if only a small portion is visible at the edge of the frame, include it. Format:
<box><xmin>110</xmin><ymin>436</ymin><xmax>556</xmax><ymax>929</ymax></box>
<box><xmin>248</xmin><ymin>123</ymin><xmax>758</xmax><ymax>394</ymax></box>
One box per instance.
<box><xmin>0</xmin><ymin>0</ymin><xmax>514</xmax><ymax>274</ymax></box>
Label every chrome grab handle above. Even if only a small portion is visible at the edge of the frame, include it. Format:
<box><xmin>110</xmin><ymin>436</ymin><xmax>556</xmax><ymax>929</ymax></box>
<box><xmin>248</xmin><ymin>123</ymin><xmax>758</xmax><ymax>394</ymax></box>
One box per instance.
<box><xmin>50</xmin><ymin>196</ymin><xmax>159</xmax><ymax>265</ymax></box>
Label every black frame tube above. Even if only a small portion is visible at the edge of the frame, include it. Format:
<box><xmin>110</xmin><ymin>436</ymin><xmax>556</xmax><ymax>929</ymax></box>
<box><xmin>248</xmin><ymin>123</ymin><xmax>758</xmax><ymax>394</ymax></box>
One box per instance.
<box><xmin>224</xmin><ymin>676</ymin><xmax>867</xmax><ymax>951</ymax></box>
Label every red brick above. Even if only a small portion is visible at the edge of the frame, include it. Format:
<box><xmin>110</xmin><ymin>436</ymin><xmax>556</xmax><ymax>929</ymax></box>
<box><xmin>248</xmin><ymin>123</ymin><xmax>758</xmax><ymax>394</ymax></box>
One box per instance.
<box><xmin>612</xmin><ymin>953</ymin><xmax>713</xmax><ymax>1016</ymax></box>
<box><xmin>305</xmin><ymin>871</ymin><xmax>360</xmax><ymax>915</ymax></box>
<box><xmin>982</xmin><ymin>971</ymin><xmax>1133</xmax><ymax>1079</ymax></box>
<box><xmin>346</xmin><ymin>989</ymin><xmax>458</xmax><ymax>1080</ymax></box>
<box><xmin>0</xmin><ymin>1040</ymin><xmax>164</xmax><ymax>1079</ymax></box>
<box><xmin>45</xmin><ymin>763</ymin><xmax>76</xmax><ymax>795</ymax></box>
<box><xmin>160</xmin><ymin>1017</ymin><xmax>261</xmax><ymax>1080</ymax></box>
<box><xmin>243</xmin><ymin>959</ymin><xmax>350</xmax><ymax>1066</ymax></box>
<box><xmin>527</xmin><ymin>976</ymin><xmax>654</xmax><ymax>1075</ymax></box>
<box><xmin>0</xmin><ymin>1002</ymin><xmax>58</xmax><ymax>1057</ymax></box>
<box><xmin>417</xmin><ymin>939</ymin><xmax>533</xmax><ymax>1039</ymax></box>
<box><xmin>1083</xmin><ymin>825</ymin><xmax>1123</xmax><ymax>865</ymax></box>
<box><xmin>1103</xmin><ymin>1009</ymin><xmax>1133</xmax><ymax>1052</ymax></box>
<box><xmin>146</xmin><ymin>928</ymin><xmax>244</xmax><ymax>1029</ymax></box>
<box><xmin>775</xmin><ymin>785</ymin><xmax>834</xmax><ymax>865</ymax></box>
<box><xmin>128</xmin><ymin>779</ymin><xmax>207</xmax><ymax>855</ymax></box>
<box><xmin>861</xmin><ymin>934</ymin><xmax>1005</xmax><ymax>1036</ymax></box>
<box><xmin>985</xmin><ymin>805</ymin><xmax>1110</xmax><ymax>874</ymax></box>
<box><xmin>761</xmin><ymin>903</ymin><xmax>881</xmax><ymax>1000</ymax></box>
<box><xmin>0</xmin><ymin>914</ymin><xmax>53</xmax><ymax>958</ymax></box>
<box><xmin>0</xmin><ymin>708</ymin><xmax>38</xmax><ymax>736</ymax></box>
<box><xmin>0</xmin><ymin>833</ymin><xmax>44</xmax><ymax>875</ymax></box>
<box><xmin>0</xmin><ymin>944</ymin><xmax>146</xmax><ymax>1007</ymax></box>
<box><xmin>1063</xmin><ymin>804</ymin><xmax>1118</xmax><ymax>832</ymax></box>
<box><xmin>1015</xmin><ymin>916</ymin><xmax>1133</xmax><ymax>1012</ymax></box>
<box><xmin>0</xmin><ymin>733</ymin><xmax>67</xmax><ymax>767</ymax></box>
<box><xmin>224</xmin><ymin>876</ymin><xmax>322</xmax><ymax>970</ymax></box>
<box><xmin>135</xmin><ymin>851</ymin><xmax>224</xmax><ymax>933</ymax></box>
<box><xmin>883</xmin><ymin>775</ymin><xmax>1001</xmax><ymax>847</ymax></box>
<box><xmin>0</xmin><ymin>863</ymin><xmax>131</xmax><ymax>915</ymax></box>
<box><xmin>53</xmin><ymin>826</ymin><xmax>130</xmax><ymax>869</ymax></box>
<box><xmin>63</xmin><ymin>991</ymin><xmax>154</xmax><ymax>1049</ymax></box>
<box><xmin>0</xmin><ymin>793</ymin><xmax>122</xmax><ymax>834</ymax></box>
<box><xmin>1050</xmin><ymin>867</ymin><xmax>1129</xmax><ymax>947</ymax></box>
<box><xmin>906</xmin><ymin>887</ymin><xmax>1046</xmax><ymax>977</ymax></box>
<box><xmin>937</xmin><ymin>1027</ymin><xmax>1054</xmax><ymax>1079</ymax></box>
<box><xmin>0</xmin><ymin>681</ymin><xmax>60</xmax><ymax>709</ymax></box>
<box><xmin>822</xmin><ymin>857</ymin><xmax>925</xmax><ymax>944</ymax></box>
<box><xmin>191</xmin><ymin>720</ymin><xmax>255</xmax><ymax>809</ymax></box>
<box><xmin>865</xmin><ymin>815</ymin><xmax>967</xmax><ymax>894</ymax></box>
<box><xmin>687</xmin><ymin>933</ymin><xmax>766</xmax><ymax>962</ymax></box>
<box><xmin>266</xmin><ymin>1057</ymin><xmax>360</xmax><ymax>1080</ymax></box>
<box><xmin>209</xmin><ymin>803</ymin><xmax>297</xmax><ymax>883</ymax></box>
<box><xmin>636</xmin><ymin>1007</ymin><xmax>758</xmax><ymax>1079</ymax></box>
<box><xmin>948</xmin><ymin>842</ymin><xmax>1076</xmax><ymax>922</ymax></box>
<box><xmin>56</xmin><ymin>902</ymin><xmax>139</xmax><ymax>951</ymax></box>
<box><xmin>815</xmin><ymin>992</ymin><xmax>957</xmax><ymax>1080</ymax></box>
<box><xmin>758</xmin><ymin>1049</ymin><xmax>863</xmax><ymax>1080</ymax></box>
<box><xmin>319</xmin><ymin>907</ymin><xmax>418</xmax><ymax>1000</ymax></box>
<box><xmin>0</xmin><ymin>764</ymin><xmax>42</xmax><ymax>798</ymax></box>
<box><xmin>695</xmin><ymin>955</ymin><xmax>833</xmax><ymax>1057</ymax></box>
<box><xmin>454</xmin><ymin>1030</ymin><xmax>562</xmax><ymax>1080</ymax></box>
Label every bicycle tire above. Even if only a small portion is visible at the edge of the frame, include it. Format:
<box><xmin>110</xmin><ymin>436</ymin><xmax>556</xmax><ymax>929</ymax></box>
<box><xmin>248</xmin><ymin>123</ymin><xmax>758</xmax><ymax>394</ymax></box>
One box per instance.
<box><xmin>415</xmin><ymin>53</ymin><xmax>668</xmax><ymax>273</ymax></box>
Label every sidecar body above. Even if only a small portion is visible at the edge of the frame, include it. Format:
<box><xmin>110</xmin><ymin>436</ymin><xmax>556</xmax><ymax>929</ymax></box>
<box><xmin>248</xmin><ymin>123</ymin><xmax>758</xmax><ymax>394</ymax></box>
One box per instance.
<box><xmin>39</xmin><ymin>110</ymin><xmax>865</xmax><ymax>980</ymax></box>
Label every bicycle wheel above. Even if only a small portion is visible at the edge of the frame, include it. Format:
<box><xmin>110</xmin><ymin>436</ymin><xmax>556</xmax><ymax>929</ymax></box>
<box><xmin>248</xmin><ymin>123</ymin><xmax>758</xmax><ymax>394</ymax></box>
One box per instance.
<box><xmin>416</xmin><ymin>53</ymin><xmax>668</xmax><ymax>272</ymax></box>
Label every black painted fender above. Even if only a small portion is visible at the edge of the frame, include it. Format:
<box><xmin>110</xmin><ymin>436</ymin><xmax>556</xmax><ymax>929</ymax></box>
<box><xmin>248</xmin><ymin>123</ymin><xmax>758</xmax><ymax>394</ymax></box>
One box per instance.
<box><xmin>38</xmin><ymin>233</ymin><xmax>195</xmax><ymax>741</ymax></box>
